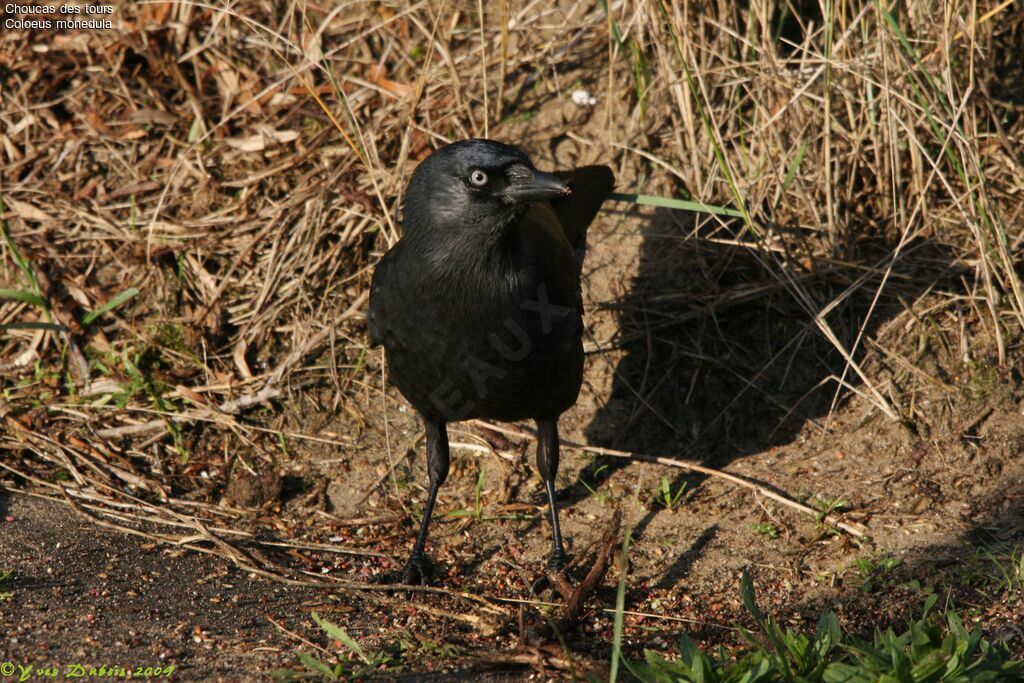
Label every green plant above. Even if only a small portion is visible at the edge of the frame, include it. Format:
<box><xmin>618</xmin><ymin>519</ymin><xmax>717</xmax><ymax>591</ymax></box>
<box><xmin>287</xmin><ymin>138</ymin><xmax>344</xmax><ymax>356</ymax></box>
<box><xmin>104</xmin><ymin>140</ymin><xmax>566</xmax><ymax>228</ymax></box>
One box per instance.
<box><xmin>441</xmin><ymin>464</ymin><xmax>528</xmax><ymax>522</ymax></box>
<box><xmin>272</xmin><ymin>612</ymin><xmax>393</xmax><ymax>681</ymax></box>
<box><xmin>609</xmin><ymin>516</ymin><xmax>634</xmax><ymax>683</ymax></box>
<box><xmin>90</xmin><ymin>345</ymin><xmax>188</xmax><ymax>458</ymax></box>
<box><xmin>752</xmin><ymin>523</ymin><xmax>780</xmax><ymax>540</ymax></box>
<box><xmin>854</xmin><ymin>555</ymin><xmax>902</xmax><ymax>593</ymax></box>
<box><xmin>0</xmin><ymin>200</ymin><xmax>46</xmax><ymax>310</ymax></box>
<box><xmin>395</xmin><ymin>631</ymin><xmax>460</xmax><ymax>661</ymax></box>
<box><xmin>653</xmin><ymin>476</ymin><xmax>687</xmax><ymax>510</ymax></box>
<box><xmin>812</xmin><ymin>495</ymin><xmax>849</xmax><ymax>530</ymax></box>
<box><xmin>966</xmin><ymin>360</ymin><xmax>1000</xmax><ymax>402</ymax></box>
<box><xmin>987</xmin><ymin>545</ymin><xmax>1024</xmax><ymax>594</ymax></box>
<box><xmin>577</xmin><ymin>461</ymin><xmax>614</xmax><ymax>505</ymax></box>
<box><xmin>598</xmin><ymin>0</ymin><xmax>652</xmax><ymax>116</ymax></box>
<box><xmin>2</xmin><ymin>200</ymin><xmax>136</xmax><ymax>333</ymax></box>
<box><xmin>444</xmin><ymin>465</ymin><xmax>486</xmax><ymax>520</ymax></box>
<box><xmin>620</xmin><ymin>571</ymin><xmax>1022</xmax><ymax>682</ymax></box>
<box><xmin>831</xmin><ymin>604</ymin><xmax>1019</xmax><ymax>682</ymax></box>
<box><xmin>80</xmin><ymin>287</ymin><xmax>139</xmax><ymax>326</ymax></box>
<box><xmin>953</xmin><ymin>543</ymin><xmax>1024</xmax><ymax>596</ymax></box>
<box><xmin>0</xmin><ymin>201</ymin><xmax>62</xmax><ymax>334</ymax></box>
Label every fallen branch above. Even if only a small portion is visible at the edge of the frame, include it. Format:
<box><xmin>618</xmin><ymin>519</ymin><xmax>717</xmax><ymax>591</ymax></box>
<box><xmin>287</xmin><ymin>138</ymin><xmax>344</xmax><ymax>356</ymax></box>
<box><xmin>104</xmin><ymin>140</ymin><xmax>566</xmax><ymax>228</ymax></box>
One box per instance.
<box><xmin>545</xmin><ymin>507</ymin><xmax>621</xmax><ymax>636</ymax></box>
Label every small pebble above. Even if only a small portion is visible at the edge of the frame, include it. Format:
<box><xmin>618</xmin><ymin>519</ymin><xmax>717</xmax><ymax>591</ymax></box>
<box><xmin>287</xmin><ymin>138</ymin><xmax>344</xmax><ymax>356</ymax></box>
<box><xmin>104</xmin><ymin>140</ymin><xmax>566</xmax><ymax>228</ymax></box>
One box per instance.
<box><xmin>572</xmin><ymin>89</ymin><xmax>597</xmax><ymax>106</ymax></box>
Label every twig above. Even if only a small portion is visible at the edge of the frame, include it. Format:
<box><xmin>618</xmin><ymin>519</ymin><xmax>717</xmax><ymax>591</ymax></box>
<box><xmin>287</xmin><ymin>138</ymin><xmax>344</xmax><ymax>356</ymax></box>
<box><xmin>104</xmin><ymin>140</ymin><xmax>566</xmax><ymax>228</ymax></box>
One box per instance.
<box><xmin>474</xmin><ymin>649</ymin><xmax>578</xmax><ymax>673</ymax></box>
<box><xmin>546</xmin><ymin>507</ymin><xmax>621</xmax><ymax>635</ymax></box>
<box><xmin>95</xmin><ymin>420</ymin><xmax>168</xmax><ymax>439</ymax></box>
<box><xmin>471</xmin><ymin>421</ymin><xmax>868</xmax><ymax>538</ymax></box>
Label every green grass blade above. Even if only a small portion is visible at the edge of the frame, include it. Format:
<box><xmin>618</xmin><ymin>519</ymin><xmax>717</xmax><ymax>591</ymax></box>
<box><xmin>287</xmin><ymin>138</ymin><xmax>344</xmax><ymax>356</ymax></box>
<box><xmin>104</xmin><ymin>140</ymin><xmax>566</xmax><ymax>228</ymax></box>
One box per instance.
<box><xmin>780</xmin><ymin>141</ymin><xmax>808</xmax><ymax>195</ymax></box>
<box><xmin>1</xmin><ymin>197</ymin><xmax>52</xmax><ymax>324</ymax></box>
<box><xmin>609</xmin><ymin>192</ymin><xmax>745</xmax><ymax>218</ymax></box>
<box><xmin>609</xmin><ymin>516</ymin><xmax>633</xmax><ymax>682</ymax></box>
<box><xmin>0</xmin><ymin>198</ymin><xmax>43</xmax><ymax>296</ymax></box>
<box><xmin>652</xmin><ymin>0</ymin><xmax>753</xmax><ymax>232</ymax></box>
<box><xmin>82</xmin><ymin>287</ymin><xmax>140</xmax><ymax>325</ymax></box>
<box><xmin>298</xmin><ymin>652</ymin><xmax>337</xmax><ymax>679</ymax></box>
<box><xmin>312</xmin><ymin>612</ymin><xmax>372</xmax><ymax>665</ymax></box>
<box><xmin>0</xmin><ymin>288</ymin><xmax>47</xmax><ymax>309</ymax></box>
<box><xmin>0</xmin><ymin>322</ymin><xmax>68</xmax><ymax>332</ymax></box>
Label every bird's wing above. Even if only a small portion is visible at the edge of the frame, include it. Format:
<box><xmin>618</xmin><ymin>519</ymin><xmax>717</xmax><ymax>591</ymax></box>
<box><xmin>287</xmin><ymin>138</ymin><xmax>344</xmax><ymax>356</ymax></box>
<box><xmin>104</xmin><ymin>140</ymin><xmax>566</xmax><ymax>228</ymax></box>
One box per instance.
<box><xmin>367</xmin><ymin>242</ymin><xmax>402</xmax><ymax>347</ymax></box>
<box><xmin>550</xmin><ymin>165</ymin><xmax>615</xmax><ymax>267</ymax></box>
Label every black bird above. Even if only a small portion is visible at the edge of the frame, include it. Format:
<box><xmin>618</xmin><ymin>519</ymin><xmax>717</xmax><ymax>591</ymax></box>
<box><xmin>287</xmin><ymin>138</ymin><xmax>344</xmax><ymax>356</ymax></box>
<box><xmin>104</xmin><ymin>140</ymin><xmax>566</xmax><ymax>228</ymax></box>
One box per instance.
<box><xmin>368</xmin><ymin>139</ymin><xmax>614</xmax><ymax>584</ymax></box>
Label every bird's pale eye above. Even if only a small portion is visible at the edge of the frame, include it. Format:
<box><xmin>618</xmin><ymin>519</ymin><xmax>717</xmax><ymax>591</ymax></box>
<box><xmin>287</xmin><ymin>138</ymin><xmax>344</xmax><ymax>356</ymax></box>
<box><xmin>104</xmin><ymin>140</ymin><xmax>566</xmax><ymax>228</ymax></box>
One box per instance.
<box><xmin>468</xmin><ymin>169</ymin><xmax>489</xmax><ymax>187</ymax></box>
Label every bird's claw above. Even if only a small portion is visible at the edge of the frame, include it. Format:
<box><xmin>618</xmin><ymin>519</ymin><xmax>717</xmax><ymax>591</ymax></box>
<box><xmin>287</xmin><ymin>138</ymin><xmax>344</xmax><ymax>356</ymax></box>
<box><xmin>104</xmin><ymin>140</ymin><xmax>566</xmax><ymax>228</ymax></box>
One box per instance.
<box><xmin>401</xmin><ymin>553</ymin><xmax>434</xmax><ymax>585</ymax></box>
<box><xmin>546</xmin><ymin>552</ymin><xmax>567</xmax><ymax>573</ymax></box>
<box><xmin>530</xmin><ymin>553</ymin><xmax>569</xmax><ymax>596</ymax></box>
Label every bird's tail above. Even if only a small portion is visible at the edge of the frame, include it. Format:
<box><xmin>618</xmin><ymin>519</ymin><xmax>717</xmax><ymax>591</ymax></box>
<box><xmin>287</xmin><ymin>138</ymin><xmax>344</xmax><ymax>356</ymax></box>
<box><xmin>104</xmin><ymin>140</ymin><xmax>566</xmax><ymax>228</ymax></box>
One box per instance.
<box><xmin>552</xmin><ymin>165</ymin><xmax>615</xmax><ymax>267</ymax></box>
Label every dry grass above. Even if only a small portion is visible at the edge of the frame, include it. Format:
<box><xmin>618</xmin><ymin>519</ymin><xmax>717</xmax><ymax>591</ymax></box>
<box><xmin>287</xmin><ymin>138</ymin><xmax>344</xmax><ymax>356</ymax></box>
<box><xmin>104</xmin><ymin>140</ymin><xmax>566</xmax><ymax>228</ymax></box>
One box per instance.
<box><xmin>1</xmin><ymin>0</ymin><xmax>1023</xmax><ymax>674</ymax></box>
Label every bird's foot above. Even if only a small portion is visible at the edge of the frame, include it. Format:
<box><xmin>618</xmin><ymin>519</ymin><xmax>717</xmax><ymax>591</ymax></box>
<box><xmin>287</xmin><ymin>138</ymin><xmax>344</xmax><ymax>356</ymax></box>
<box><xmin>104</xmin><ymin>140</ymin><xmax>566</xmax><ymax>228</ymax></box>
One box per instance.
<box><xmin>401</xmin><ymin>552</ymin><xmax>434</xmax><ymax>585</ymax></box>
<box><xmin>368</xmin><ymin>552</ymin><xmax>434</xmax><ymax>585</ymax></box>
<box><xmin>546</xmin><ymin>551</ymin><xmax>568</xmax><ymax>573</ymax></box>
<box><xmin>530</xmin><ymin>552</ymin><xmax>570</xmax><ymax>597</ymax></box>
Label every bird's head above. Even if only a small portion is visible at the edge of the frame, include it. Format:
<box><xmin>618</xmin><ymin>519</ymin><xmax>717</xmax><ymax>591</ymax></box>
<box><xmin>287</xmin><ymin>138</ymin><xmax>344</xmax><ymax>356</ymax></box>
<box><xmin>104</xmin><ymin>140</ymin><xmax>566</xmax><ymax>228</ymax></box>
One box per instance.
<box><xmin>402</xmin><ymin>139</ymin><xmax>571</xmax><ymax>241</ymax></box>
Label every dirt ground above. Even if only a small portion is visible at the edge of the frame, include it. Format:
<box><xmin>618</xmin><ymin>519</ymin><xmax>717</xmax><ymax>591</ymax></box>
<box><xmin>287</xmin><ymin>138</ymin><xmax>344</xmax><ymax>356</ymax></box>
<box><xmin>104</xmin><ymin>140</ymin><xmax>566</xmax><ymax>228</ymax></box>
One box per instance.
<box><xmin>4</xmin><ymin>173</ymin><xmax>1024</xmax><ymax>679</ymax></box>
<box><xmin>2</xmin><ymin>2</ymin><xmax>1024</xmax><ymax>681</ymax></box>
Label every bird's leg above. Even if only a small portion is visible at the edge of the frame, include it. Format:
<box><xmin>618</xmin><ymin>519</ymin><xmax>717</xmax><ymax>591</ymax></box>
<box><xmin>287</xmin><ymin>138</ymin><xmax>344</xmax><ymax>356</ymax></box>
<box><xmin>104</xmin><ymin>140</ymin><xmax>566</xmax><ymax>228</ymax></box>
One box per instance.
<box><xmin>536</xmin><ymin>418</ymin><xmax>567</xmax><ymax>572</ymax></box>
<box><xmin>403</xmin><ymin>418</ymin><xmax>449</xmax><ymax>585</ymax></box>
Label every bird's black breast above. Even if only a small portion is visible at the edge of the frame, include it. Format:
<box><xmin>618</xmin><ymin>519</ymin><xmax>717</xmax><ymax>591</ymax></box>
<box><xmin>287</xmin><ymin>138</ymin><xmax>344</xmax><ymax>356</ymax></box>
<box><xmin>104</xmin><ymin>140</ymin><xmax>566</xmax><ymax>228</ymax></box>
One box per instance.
<box><xmin>369</xmin><ymin>220</ymin><xmax>585</xmax><ymax>424</ymax></box>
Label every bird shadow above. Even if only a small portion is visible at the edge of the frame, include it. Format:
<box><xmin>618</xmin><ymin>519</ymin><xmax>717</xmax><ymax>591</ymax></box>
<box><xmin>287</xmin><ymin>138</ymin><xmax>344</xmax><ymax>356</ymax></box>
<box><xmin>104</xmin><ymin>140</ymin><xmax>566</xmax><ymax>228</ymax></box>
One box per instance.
<box><xmin>571</xmin><ymin>204</ymin><xmax>969</xmax><ymax>586</ymax></box>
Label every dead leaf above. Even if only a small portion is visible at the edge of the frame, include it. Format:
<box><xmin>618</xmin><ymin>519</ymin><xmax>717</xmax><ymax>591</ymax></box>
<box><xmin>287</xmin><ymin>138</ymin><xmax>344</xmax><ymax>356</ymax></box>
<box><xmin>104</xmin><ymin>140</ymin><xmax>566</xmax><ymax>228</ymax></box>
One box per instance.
<box><xmin>5</xmin><ymin>198</ymin><xmax>54</xmax><ymax>223</ymax></box>
<box><xmin>108</xmin><ymin>180</ymin><xmax>162</xmax><ymax>200</ymax></box>
<box><xmin>302</xmin><ymin>30</ymin><xmax>322</xmax><ymax>65</ymax></box>
<box><xmin>74</xmin><ymin>177</ymin><xmax>99</xmax><ymax>200</ymax></box>
<box><xmin>225</xmin><ymin>134</ymin><xmax>266</xmax><ymax>152</ymax></box>
<box><xmin>367</xmin><ymin>64</ymin><xmax>412</xmax><ymax>99</ymax></box>
<box><xmin>174</xmin><ymin>384</ymin><xmax>211</xmax><ymax>407</ymax></box>
<box><xmin>227</xmin><ymin>127</ymin><xmax>299</xmax><ymax>151</ymax></box>
<box><xmin>2</xmin><ymin>134</ymin><xmax>22</xmax><ymax>162</ymax></box>
<box><xmin>254</xmin><ymin>124</ymin><xmax>298</xmax><ymax>144</ymax></box>
<box><xmin>130</xmin><ymin>108</ymin><xmax>178</xmax><ymax>126</ymax></box>
<box><xmin>288</xmin><ymin>84</ymin><xmax>334</xmax><ymax>96</ymax></box>
<box><xmin>233</xmin><ymin>340</ymin><xmax>253</xmax><ymax>379</ymax></box>
<box><xmin>120</xmin><ymin>128</ymin><xmax>148</xmax><ymax>141</ymax></box>
<box><xmin>237</xmin><ymin>86</ymin><xmax>263</xmax><ymax>116</ymax></box>
<box><xmin>268</xmin><ymin>92</ymin><xmax>298</xmax><ymax>108</ymax></box>
<box><xmin>83</xmin><ymin>110</ymin><xmax>112</xmax><ymax>136</ymax></box>
<box><xmin>214</xmin><ymin>59</ymin><xmax>240</xmax><ymax>109</ymax></box>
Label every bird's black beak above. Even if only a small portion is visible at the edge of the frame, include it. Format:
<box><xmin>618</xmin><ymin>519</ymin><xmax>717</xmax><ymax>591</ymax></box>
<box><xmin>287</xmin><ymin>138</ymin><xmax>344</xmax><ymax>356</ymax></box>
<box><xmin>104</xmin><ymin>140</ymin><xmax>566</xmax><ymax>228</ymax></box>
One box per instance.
<box><xmin>502</xmin><ymin>170</ymin><xmax>572</xmax><ymax>204</ymax></box>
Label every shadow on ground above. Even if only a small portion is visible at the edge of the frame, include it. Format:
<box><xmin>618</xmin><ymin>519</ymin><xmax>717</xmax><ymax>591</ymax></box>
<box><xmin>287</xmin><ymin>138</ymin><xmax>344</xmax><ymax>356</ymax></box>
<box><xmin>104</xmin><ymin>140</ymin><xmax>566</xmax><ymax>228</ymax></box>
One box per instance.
<box><xmin>575</xmin><ymin>205</ymin><xmax>975</xmax><ymax>583</ymax></box>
